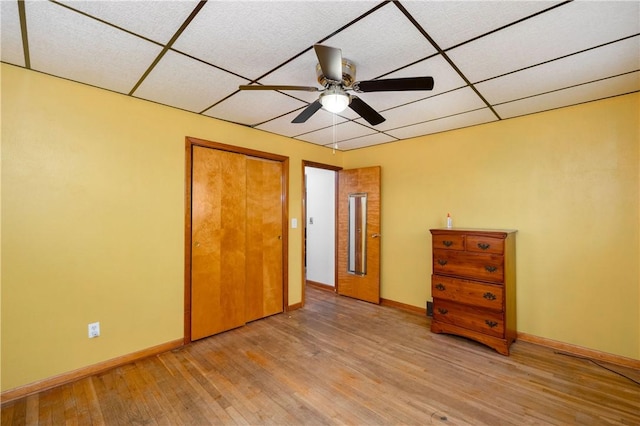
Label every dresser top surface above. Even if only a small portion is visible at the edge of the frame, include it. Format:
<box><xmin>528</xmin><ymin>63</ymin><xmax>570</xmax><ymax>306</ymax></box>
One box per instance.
<box><xmin>430</xmin><ymin>228</ymin><xmax>517</xmax><ymax>236</ymax></box>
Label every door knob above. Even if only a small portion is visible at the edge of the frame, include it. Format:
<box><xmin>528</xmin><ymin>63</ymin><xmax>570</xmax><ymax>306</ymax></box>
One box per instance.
<box><xmin>371</xmin><ymin>233</ymin><xmax>380</xmax><ymax>238</ymax></box>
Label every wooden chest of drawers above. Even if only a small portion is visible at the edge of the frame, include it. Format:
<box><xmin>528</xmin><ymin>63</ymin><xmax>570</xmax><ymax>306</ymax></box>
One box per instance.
<box><xmin>430</xmin><ymin>228</ymin><xmax>517</xmax><ymax>355</ymax></box>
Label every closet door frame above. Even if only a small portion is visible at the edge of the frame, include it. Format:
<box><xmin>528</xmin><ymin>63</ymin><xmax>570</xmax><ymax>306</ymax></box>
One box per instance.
<box><xmin>184</xmin><ymin>136</ymin><xmax>289</xmax><ymax>344</ymax></box>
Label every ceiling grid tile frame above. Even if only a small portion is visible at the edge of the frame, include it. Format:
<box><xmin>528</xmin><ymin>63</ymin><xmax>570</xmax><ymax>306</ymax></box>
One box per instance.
<box><xmin>324</xmin><ymin>132</ymin><xmax>398</xmax><ymax>151</ymax></box>
<box><xmin>386</xmin><ymin>108</ymin><xmax>499</xmax><ymax>141</ymax></box>
<box><xmin>446</xmin><ymin>1</ymin><xmax>640</xmax><ymax>84</ymax></box>
<box><xmin>133</xmin><ymin>49</ymin><xmax>252</xmax><ymax>115</ymax></box>
<box><xmin>348</xmin><ymin>54</ymin><xmax>468</xmax><ymax>114</ymax></box>
<box><xmin>23</xmin><ymin>1</ymin><xmax>165</xmax><ymax>95</ymax></box>
<box><xmin>494</xmin><ymin>71</ymin><xmax>640</xmax><ymax>120</ymax></box>
<box><xmin>0</xmin><ymin>0</ymin><xmax>25</xmax><ymax>67</ymax></box>
<box><xmin>476</xmin><ymin>35</ymin><xmax>640</xmax><ymax>106</ymax></box>
<box><xmin>203</xmin><ymin>89</ymin><xmax>310</xmax><ymax>126</ymax></box>
<box><xmin>252</xmin><ymin>1</ymin><xmax>449</xmax><ymax>150</ymax></box>
<box><xmin>402</xmin><ymin>0</ymin><xmax>568</xmax><ymax>51</ymax></box>
<box><xmin>255</xmin><ymin>47</ymin><xmax>332</xmax><ymax>105</ymax></box>
<box><xmin>171</xmin><ymin>1</ymin><xmax>381</xmax><ymax>82</ymax></box>
<box><xmin>56</xmin><ymin>0</ymin><xmax>201</xmax><ymax>45</ymax></box>
<box><xmin>173</xmin><ymin>1</ymin><xmax>382</xmax><ymax>127</ymax></box>
<box><xmin>257</xmin><ymin>106</ymin><xmax>350</xmax><ymax>139</ymax></box>
<box><xmin>1</xmin><ymin>0</ymin><xmax>639</xmax><ymax>151</ymax></box>
<box><xmin>359</xmin><ymin>87</ymin><xmax>488</xmax><ymax>132</ymax></box>
<box><xmin>311</xmin><ymin>2</ymin><xmax>439</xmax><ymax>82</ymax></box>
<box><xmin>295</xmin><ymin>120</ymin><xmax>383</xmax><ymax>146</ymax></box>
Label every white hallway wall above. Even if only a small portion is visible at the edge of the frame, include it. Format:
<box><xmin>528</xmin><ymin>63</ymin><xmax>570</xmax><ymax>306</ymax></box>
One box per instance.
<box><xmin>305</xmin><ymin>167</ymin><xmax>336</xmax><ymax>286</ymax></box>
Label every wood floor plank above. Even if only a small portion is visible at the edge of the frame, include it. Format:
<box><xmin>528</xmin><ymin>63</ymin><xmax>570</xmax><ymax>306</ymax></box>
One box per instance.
<box><xmin>24</xmin><ymin>394</ymin><xmax>39</xmax><ymax>426</ymax></box>
<box><xmin>81</xmin><ymin>378</ymin><xmax>106</xmax><ymax>426</ymax></box>
<box><xmin>133</xmin><ymin>356</ymin><xmax>187</xmax><ymax>425</ymax></box>
<box><xmin>1</xmin><ymin>398</ymin><xmax>24</xmax><ymax>426</ymax></box>
<box><xmin>69</xmin><ymin>380</ymin><xmax>93</xmax><ymax>426</ymax></box>
<box><xmin>2</xmin><ymin>286</ymin><xmax>639</xmax><ymax>425</ymax></box>
<box><xmin>61</xmin><ymin>384</ymin><xmax>79</xmax><ymax>426</ymax></box>
<box><xmin>147</xmin><ymin>354</ymin><xmax>218</xmax><ymax>425</ymax></box>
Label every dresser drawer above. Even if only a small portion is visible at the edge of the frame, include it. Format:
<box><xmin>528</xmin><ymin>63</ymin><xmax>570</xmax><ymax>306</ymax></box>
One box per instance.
<box><xmin>466</xmin><ymin>235</ymin><xmax>504</xmax><ymax>254</ymax></box>
<box><xmin>433</xmin><ymin>300</ymin><xmax>504</xmax><ymax>338</ymax></box>
<box><xmin>433</xmin><ymin>250</ymin><xmax>504</xmax><ymax>283</ymax></box>
<box><xmin>431</xmin><ymin>275</ymin><xmax>504</xmax><ymax>311</ymax></box>
<box><xmin>432</xmin><ymin>233</ymin><xmax>465</xmax><ymax>251</ymax></box>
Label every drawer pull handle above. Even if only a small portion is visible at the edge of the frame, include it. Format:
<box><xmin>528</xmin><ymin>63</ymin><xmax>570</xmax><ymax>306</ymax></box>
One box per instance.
<box><xmin>485</xmin><ymin>320</ymin><xmax>498</xmax><ymax>328</ymax></box>
<box><xmin>483</xmin><ymin>292</ymin><xmax>496</xmax><ymax>300</ymax></box>
<box><xmin>437</xmin><ymin>259</ymin><xmax>448</xmax><ymax>266</ymax></box>
<box><xmin>485</xmin><ymin>265</ymin><xmax>497</xmax><ymax>273</ymax></box>
<box><xmin>437</xmin><ymin>308</ymin><xmax>448</xmax><ymax>315</ymax></box>
<box><xmin>478</xmin><ymin>242</ymin><xmax>490</xmax><ymax>250</ymax></box>
<box><xmin>442</xmin><ymin>240</ymin><xmax>453</xmax><ymax>247</ymax></box>
<box><xmin>435</xmin><ymin>283</ymin><xmax>446</xmax><ymax>291</ymax></box>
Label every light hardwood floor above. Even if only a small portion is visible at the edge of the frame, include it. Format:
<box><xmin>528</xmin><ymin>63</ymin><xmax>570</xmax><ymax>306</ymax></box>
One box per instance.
<box><xmin>2</xmin><ymin>286</ymin><xmax>639</xmax><ymax>425</ymax></box>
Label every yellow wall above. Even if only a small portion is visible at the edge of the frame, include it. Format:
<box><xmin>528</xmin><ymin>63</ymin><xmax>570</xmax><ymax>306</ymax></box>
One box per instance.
<box><xmin>0</xmin><ymin>64</ymin><xmax>341</xmax><ymax>391</ymax></box>
<box><xmin>343</xmin><ymin>93</ymin><xmax>639</xmax><ymax>360</ymax></box>
<box><xmin>2</xmin><ymin>62</ymin><xmax>638</xmax><ymax>392</ymax></box>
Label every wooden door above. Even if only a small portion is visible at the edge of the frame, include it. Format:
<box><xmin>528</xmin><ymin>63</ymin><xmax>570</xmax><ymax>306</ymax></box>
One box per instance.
<box><xmin>245</xmin><ymin>157</ymin><xmax>284</xmax><ymax>322</ymax></box>
<box><xmin>337</xmin><ymin>166</ymin><xmax>381</xmax><ymax>304</ymax></box>
<box><xmin>191</xmin><ymin>146</ymin><xmax>247</xmax><ymax>340</ymax></box>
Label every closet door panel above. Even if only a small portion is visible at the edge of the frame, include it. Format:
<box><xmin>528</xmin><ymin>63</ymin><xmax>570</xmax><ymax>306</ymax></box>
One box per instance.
<box><xmin>246</xmin><ymin>157</ymin><xmax>284</xmax><ymax>322</ymax></box>
<box><xmin>191</xmin><ymin>147</ymin><xmax>246</xmax><ymax>340</ymax></box>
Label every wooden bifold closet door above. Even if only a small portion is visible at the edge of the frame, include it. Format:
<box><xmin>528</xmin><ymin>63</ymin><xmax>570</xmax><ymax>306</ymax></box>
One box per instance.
<box><xmin>191</xmin><ymin>146</ymin><xmax>283</xmax><ymax>341</ymax></box>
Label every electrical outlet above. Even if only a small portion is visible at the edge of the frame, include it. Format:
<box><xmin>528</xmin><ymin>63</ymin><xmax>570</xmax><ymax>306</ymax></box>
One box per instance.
<box><xmin>88</xmin><ymin>322</ymin><xmax>100</xmax><ymax>338</ymax></box>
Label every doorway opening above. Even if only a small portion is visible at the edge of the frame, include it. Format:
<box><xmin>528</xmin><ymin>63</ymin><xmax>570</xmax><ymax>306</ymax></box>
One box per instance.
<box><xmin>302</xmin><ymin>161</ymin><xmax>382</xmax><ymax>307</ymax></box>
<box><xmin>302</xmin><ymin>161</ymin><xmax>341</xmax><ymax>305</ymax></box>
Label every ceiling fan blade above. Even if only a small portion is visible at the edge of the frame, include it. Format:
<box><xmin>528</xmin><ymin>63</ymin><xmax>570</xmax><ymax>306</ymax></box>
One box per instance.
<box><xmin>292</xmin><ymin>100</ymin><xmax>323</xmax><ymax>123</ymax></box>
<box><xmin>349</xmin><ymin>97</ymin><xmax>385</xmax><ymax>126</ymax></box>
<box><xmin>314</xmin><ymin>44</ymin><xmax>343</xmax><ymax>82</ymax></box>
<box><xmin>239</xmin><ymin>84</ymin><xmax>319</xmax><ymax>92</ymax></box>
<box><xmin>354</xmin><ymin>76</ymin><xmax>434</xmax><ymax>92</ymax></box>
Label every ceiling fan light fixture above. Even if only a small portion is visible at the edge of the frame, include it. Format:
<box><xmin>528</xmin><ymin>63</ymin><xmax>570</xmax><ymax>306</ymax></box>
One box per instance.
<box><xmin>319</xmin><ymin>87</ymin><xmax>351</xmax><ymax>113</ymax></box>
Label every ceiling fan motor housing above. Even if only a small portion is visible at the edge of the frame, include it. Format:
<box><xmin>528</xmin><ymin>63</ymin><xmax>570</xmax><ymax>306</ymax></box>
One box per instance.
<box><xmin>316</xmin><ymin>59</ymin><xmax>356</xmax><ymax>87</ymax></box>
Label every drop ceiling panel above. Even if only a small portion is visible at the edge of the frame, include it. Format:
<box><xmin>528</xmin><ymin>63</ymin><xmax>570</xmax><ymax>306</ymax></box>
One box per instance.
<box><xmin>256</xmin><ymin>108</ymin><xmax>348</xmax><ymax>138</ymax></box>
<box><xmin>448</xmin><ymin>1</ymin><xmax>640</xmax><ymax>83</ymax></box>
<box><xmin>0</xmin><ymin>1</ymin><xmax>24</xmax><ymax>67</ymax></box>
<box><xmin>495</xmin><ymin>71</ymin><xmax>640</xmax><ymax>119</ymax></box>
<box><xmin>477</xmin><ymin>36</ymin><xmax>640</xmax><ymax>105</ymax></box>
<box><xmin>351</xmin><ymin>54</ymin><xmax>467</xmax><ymax>113</ymax></box>
<box><xmin>295</xmin><ymin>121</ymin><xmax>378</xmax><ymax>146</ymax></box>
<box><xmin>57</xmin><ymin>0</ymin><xmax>199</xmax><ymax>44</ymax></box>
<box><xmin>172</xmin><ymin>1</ymin><xmax>378</xmax><ymax>79</ymax></box>
<box><xmin>324</xmin><ymin>132</ymin><xmax>397</xmax><ymax>151</ymax></box>
<box><xmin>364</xmin><ymin>87</ymin><xmax>488</xmax><ymax>131</ymax></box>
<box><xmin>25</xmin><ymin>1</ymin><xmax>162</xmax><ymax>94</ymax></box>
<box><xmin>387</xmin><ymin>108</ymin><xmax>498</xmax><ymax>140</ymax></box>
<box><xmin>404</xmin><ymin>1</ymin><xmax>563</xmax><ymax>50</ymax></box>
<box><xmin>134</xmin><ymin>50</ymin><xmax>248</xmax><ymax>113</ymax></box>
<box><xmin>256</xmin><ymin>48</ymin><xmax>326</xmax><ymax>104</ymax></box>
<box><xmin>204</xmin><ymin>90</ymin><xmax>307</xmax><ymax>126</ymax></box>
<box><xmin>320</xmin><ymin>4</ymin><xmax>438</xmax><ymax>82</ymax></box>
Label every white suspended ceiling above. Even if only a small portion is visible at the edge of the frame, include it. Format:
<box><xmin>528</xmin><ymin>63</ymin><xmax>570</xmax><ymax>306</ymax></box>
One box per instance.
<box><xmin>1</xmin><ymin>0</ymin><xmax>638</xmax><ymax>151</ymax></box>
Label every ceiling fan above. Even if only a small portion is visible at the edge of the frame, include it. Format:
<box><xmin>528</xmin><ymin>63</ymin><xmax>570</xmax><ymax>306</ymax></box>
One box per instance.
<box><xmin>239</xmin><ymin>44</ymin><xmax>434</xmax><ymax>126</ymax></box>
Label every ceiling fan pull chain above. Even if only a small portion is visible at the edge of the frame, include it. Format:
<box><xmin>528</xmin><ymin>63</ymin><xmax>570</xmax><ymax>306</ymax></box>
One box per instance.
<box><xmin>332</xmin><ymin>113</ymin><xmax>338</xmax><ymax>153</ymax></box>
